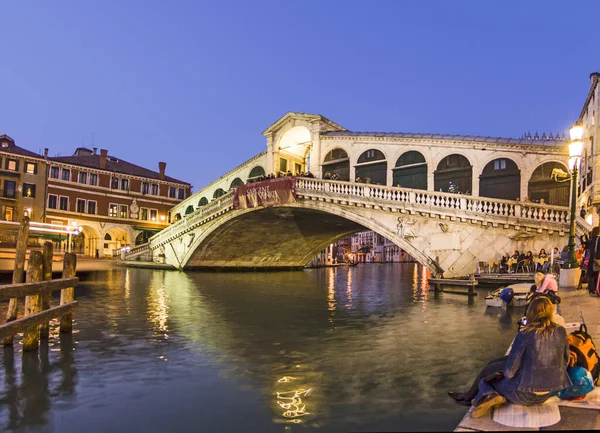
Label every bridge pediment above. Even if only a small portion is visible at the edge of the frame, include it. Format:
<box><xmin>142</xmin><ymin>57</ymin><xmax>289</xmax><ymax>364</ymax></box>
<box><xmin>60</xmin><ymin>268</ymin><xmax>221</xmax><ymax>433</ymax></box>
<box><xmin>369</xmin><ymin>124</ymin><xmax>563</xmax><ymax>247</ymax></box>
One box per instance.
<box><xmin>262</xmin><ymin>112</ymin><xmax>346</xmax><ymax>137</ymax></box>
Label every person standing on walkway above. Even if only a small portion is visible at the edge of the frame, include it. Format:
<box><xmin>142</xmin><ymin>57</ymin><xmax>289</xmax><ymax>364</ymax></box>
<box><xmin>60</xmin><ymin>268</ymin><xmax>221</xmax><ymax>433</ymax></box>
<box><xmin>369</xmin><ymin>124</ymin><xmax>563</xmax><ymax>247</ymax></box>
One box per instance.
<box><xmin>586</xmin><ymin>226</ymin><xmax>600</xmax><ymax>295</ymax></box>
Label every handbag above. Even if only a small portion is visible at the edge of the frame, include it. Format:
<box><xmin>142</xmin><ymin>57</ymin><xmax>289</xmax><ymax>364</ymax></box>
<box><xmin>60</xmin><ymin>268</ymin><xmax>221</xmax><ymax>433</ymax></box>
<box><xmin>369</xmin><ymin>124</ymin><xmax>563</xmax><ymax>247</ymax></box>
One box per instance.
<box><xmin>558</xmin><ymin>366</ymin><xmax>594</xmax><ymax>400</ymax></box>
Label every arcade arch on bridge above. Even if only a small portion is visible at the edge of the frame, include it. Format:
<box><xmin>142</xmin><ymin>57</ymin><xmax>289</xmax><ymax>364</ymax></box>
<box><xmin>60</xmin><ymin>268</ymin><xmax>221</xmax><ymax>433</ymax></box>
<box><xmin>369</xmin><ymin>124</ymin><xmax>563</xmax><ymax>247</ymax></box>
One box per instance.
<box><xmin>185</xmin><ymin>205</ymin><xmax>194</xmax><ymax>215</ymax></box>
<box><xmin>248</xmin><ymin>166</ymin><xmax>265</xmax><ymax>181</ymax></box>
<box><xmin>528</xmin><ymin>161</ymin><xmax>569</xmax><ymax>206</ymax></box>
<box><xmin>479</xmin><ymin>158</ymin><xmax>521</xmax><ymax>200</ymax></box>
<box><xmin>278</xmin><ymin>126</ymin><xmax>311</xmax><ymax>176</ymax></box>
<box><xmin>322</xmin><ymin>148</ymin><xmax>350</xmax><ymax>181</ymax></box>
<box><xmin>434</xmin><ymin>154</ymin><xmax>472</xmax><ymax>194</ymax></box>
<box><xmin>198</xmin><ymin>197</ymin><xmax>208</xmax><ymax>207</ymax></box>
<box><xmin>213</xmin><ymin>188</ymin><xmax>226</xmax><ymax>199</ymax></box>
<box><xmin>393</xmin><ymin>151</ymin><xmax>427</xmax><ymax>189</ymax></box>
<box><xmin>230</xmin><ymin>178</ymin><xmax>243</xmax><ymax>189</ymax></box>
<box><xmin>355</xmin><ymin>149</ymin><xmax>387</xmax><ymax>185</ymax></box>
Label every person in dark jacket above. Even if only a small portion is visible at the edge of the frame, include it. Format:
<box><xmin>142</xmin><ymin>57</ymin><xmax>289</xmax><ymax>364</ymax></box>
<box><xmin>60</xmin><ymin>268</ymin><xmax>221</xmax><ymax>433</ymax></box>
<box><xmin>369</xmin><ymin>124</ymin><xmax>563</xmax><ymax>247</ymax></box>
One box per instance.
<box><xmin>586</xmin><ymin>226</ymin><xmax>600</xmax><ymax>294</ymax></box>
<box><xmin>469</xmin><ymin>297</ymin><xmax>571</xmax><ymax>418</ymax></box>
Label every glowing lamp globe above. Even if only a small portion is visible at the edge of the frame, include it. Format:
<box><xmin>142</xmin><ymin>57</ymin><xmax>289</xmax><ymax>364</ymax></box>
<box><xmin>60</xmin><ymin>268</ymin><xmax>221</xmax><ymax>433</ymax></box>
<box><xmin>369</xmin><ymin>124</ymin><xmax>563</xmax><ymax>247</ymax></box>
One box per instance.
<box><xmin>569</xmin><ymin>140</ymin><xmax>584</xmax><ymax>159</ymax></box>
<box><xmin>570</xmin><ymin>124</ymin><xmax>584</xmax><ymax>141</ymax></box>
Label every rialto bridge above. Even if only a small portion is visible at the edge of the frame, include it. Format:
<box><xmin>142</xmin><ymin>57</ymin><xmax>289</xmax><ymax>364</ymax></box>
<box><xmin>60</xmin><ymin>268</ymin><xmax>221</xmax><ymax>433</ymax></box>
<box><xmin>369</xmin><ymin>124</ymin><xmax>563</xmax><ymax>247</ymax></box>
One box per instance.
<box><xmin>127</xmin><ymin>112</ymin><xmax>593</xmax><ymax>277</ymax></box>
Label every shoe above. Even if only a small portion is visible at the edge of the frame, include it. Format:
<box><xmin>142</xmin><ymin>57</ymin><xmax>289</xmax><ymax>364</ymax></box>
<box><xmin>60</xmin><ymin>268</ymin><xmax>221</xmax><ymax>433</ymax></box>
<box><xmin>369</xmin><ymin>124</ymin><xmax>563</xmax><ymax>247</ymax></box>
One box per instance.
<box><xmin>448</xmin><ymin>391</ymin><xmax>467</xmax><ymax>401</ymax></box>
<box><xmin>471</xmin><ymin>394</ymin><xmax>506</xmax><ymax>419</ymax></box>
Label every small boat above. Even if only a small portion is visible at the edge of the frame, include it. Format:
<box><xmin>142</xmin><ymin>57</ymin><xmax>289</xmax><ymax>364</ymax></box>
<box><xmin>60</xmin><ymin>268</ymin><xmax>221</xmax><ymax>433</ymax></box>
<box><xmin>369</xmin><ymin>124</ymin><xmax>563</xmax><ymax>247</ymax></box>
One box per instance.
<box><xmin>485</xmin><ymin>283</ymin><xmax>532</xmax><ymax>308</ymax></box>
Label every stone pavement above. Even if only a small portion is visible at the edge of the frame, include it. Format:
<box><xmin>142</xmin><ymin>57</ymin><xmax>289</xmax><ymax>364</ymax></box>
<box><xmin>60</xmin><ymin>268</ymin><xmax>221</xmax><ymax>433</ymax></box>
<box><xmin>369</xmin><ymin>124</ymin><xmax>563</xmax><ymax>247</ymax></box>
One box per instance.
<box><xmin>455</xmin><ymin>285</ymin><xmax>600</xmax><ymax>431</ymax></box>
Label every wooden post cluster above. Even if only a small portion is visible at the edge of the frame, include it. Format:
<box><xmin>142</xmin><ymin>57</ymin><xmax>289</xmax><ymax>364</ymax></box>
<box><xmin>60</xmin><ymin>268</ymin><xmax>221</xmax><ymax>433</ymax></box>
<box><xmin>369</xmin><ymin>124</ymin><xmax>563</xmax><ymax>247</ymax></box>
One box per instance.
<box><xmin>22</xmin><ymin>251</ymin><xmax>43</xmax><ymax>351</ymax></box>
<box><xmin>40</xmin><ymin>242</ymin><xmax>53</xmax><ymax>339</ymax></box>
<box><xmin>1</xmin><ymin>217</ymin><xmax>79</xmax><ymax>351</ymax></box>
<box><xmin>60</xmin><ymin>253</ymin><xmax>77</xmax><ymax>333</ymax></box>
<box><xmin>3</xmin><ymin>217</ymin><xmax>30</xmax><ymax>345</ymax></box>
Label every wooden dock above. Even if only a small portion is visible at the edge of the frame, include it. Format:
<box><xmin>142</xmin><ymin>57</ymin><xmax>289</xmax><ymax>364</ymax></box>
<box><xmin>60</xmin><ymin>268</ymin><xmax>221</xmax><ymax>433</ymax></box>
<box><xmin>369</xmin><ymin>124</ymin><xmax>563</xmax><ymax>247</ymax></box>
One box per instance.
<box><xmin>428</xmin><ymin>278</ymin><xmax>478</xmax><ymax>296</ymax></box>
<box><xmin>476</xmin><ymin>273</ymin><xmax>535</xmax><ymax>286</ymax></box>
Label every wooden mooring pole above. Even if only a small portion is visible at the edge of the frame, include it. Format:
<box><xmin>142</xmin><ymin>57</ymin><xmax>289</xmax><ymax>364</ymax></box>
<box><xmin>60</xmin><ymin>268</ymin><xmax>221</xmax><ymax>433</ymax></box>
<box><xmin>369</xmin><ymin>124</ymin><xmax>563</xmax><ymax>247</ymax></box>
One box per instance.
<box><xmin>40</xmin><ymin>242</ymin><xmax>53</xmax><ymax>339</ymax></box>
<box><xmin>23</xmin><ymin>251</ymin><xmax>43</xmax><ymax>351</ymax></box>
<box><xmin>60</xmin><ymin>253</ymin><xmax>77</xmax><ymax>333</ymax></box>
<box><xmin>4</xmin><ymin>216</ymin><xmax>30</xmax><ymax>345</ymax></box>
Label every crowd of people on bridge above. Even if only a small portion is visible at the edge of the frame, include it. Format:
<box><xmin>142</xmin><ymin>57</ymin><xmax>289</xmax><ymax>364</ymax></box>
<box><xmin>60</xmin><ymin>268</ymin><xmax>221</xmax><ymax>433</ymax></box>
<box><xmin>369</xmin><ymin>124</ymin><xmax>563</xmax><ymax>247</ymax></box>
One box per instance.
<box><xmin>245</xmin><ymin>170</ymin><xmax>315</xmax><ymax>184</ymax></box>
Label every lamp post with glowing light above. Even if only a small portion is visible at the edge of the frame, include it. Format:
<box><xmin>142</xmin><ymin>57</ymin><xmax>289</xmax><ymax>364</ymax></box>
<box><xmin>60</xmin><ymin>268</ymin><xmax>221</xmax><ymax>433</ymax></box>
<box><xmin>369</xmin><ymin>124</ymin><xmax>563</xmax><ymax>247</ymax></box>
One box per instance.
<box><xmin>564</xmin><ymin>124</ymin><xmax>584</xmax><ymax>269</ymax></box>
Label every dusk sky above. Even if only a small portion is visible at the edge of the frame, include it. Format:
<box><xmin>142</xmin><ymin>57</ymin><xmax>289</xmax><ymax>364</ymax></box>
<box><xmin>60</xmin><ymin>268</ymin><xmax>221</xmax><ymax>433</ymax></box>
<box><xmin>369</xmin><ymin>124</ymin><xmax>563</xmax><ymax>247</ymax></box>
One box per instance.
<box><xmin>1</xmin><ymin>0</ymin><xmax>598</xmax><ymax>191</ymax></box>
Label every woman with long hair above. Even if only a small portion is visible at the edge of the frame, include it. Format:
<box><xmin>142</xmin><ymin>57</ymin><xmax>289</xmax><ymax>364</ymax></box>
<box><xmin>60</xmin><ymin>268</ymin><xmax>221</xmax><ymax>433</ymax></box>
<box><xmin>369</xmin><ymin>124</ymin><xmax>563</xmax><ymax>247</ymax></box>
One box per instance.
<box><xmin>468</xmin><ymin>297</ymin><xmax>571</xmax><ymax>418</ymax></box>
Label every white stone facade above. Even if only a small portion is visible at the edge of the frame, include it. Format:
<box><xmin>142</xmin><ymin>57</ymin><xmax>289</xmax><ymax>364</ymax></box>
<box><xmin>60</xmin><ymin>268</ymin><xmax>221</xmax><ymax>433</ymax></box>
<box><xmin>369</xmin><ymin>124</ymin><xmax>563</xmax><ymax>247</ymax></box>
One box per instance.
<box><xmin>578</xmin><ymin>72</ymin><xmax>600</xmax><ymax>227</ymax></box>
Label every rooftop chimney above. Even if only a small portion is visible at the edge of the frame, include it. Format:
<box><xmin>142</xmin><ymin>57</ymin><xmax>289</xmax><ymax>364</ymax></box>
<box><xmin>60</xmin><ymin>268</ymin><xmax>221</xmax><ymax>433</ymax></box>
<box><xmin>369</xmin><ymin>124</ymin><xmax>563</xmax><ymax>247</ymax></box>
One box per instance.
<box><xmin>99</xmin><ymin>149</ymin><xmax>108</xmax><ymax>169</ymax></box>
<box><xmin>158</xmin><ymin>161</ymin><xmax>166</xmax><ymax>180</ymax></box>
<box><xmin>92</xmin><ymin>147</ymin><xmax>97</xmax><ymax>155</ymax></box>
<box><xmin>43</xmin><ymin>148</ymin><xmax>48</xmax><ymax>158</ymax></box>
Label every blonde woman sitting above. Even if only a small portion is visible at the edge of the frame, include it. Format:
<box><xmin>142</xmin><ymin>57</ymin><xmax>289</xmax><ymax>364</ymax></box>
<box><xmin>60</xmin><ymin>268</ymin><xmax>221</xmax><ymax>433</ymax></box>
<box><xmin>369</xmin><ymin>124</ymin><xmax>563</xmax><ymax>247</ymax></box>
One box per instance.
<box><xmin>470</xmin><ymin>297</ymin><xmax>571</xmax><ymax>418</ymax></box>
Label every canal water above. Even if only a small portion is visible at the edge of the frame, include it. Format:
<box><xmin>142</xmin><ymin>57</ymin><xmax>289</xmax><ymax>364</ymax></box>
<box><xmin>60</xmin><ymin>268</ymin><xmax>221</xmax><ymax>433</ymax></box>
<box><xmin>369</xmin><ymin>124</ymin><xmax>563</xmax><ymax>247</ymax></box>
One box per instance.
<box><xmin>0</xmin><ymin>264</ymin><xmax>519</xmax><ymax>432</ymax></box>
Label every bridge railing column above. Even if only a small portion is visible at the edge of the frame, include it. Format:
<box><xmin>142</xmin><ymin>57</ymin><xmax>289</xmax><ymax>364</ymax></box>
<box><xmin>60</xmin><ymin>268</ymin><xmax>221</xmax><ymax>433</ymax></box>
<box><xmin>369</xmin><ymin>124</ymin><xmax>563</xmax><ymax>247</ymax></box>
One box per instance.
<box><xmin>514</xmin><ymin>203</ymin><xmax>522</xmax><ymax>218</ymax></box>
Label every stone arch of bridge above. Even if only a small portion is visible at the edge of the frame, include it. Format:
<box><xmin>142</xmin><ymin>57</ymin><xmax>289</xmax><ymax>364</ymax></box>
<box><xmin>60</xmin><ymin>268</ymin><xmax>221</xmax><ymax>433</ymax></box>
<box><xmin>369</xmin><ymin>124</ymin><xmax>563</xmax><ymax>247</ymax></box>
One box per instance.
<box><xmin>177</xmin><ymin>202</ymin><xmax>443</xmax><ymax>276</ymax></box>
<box><xmin>527</xmin><ymin>160</ymin><xmax>570</xmax><ymax>206</ymax></box>
<box><xmin>433</xmin><ymin>153</ymin><xmax>473</xmax><ymax>195</ymax></box>
<box><xmin>479</xmin><ymin>157</ymin><xmax>521</xmax><ymax>201</ymax></box>
<box><xmin>354</xmin><ymin>148</ymin><xmax>389</xmax><ymax>185</ymax></box>
<box><xmin>430</xmin><ymin>148</ymin><xmax>475</xmax><ymax>194</ymax></box>
<box><xmin>275</xmin><ymin>125</ymin><xmax>313</xmax><ymax>175</ymax></box>
<box><xmin>392</xmin><ymin>150</ymin><xmax>428</xmax><ymax>190</ymax></box>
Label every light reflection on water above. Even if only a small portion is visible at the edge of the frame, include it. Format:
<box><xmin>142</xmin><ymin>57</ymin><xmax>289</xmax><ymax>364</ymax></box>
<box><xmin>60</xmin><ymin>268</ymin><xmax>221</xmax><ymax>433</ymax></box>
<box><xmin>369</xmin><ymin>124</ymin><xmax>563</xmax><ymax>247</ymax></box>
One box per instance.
<box><xmin>0</xmin><ymin>264</ymin><xmax>518</xmax><ymax>432</ymax></box>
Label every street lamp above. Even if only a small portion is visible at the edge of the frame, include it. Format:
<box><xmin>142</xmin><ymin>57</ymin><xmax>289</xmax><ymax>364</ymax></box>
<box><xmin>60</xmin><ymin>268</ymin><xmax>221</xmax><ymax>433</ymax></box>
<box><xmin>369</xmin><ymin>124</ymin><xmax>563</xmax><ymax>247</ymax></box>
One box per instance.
<box><xmin>564</xmin><ymin>124</ymin><xmax>584</xmax><ymax>269</ymax></box>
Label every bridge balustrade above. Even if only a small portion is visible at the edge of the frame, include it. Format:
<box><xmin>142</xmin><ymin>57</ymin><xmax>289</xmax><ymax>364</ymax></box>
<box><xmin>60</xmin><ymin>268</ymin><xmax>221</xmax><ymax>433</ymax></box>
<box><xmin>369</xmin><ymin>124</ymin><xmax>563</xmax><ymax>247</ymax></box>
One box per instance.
<box><xmin>132</xmin><ymin>177</ymin><xmax>572</xmax><ymax>261</ymax></box>
<box><xmin>295</xmin><ymin>178</ymin><xmax>570</xmax><ymax>225</ymax></box>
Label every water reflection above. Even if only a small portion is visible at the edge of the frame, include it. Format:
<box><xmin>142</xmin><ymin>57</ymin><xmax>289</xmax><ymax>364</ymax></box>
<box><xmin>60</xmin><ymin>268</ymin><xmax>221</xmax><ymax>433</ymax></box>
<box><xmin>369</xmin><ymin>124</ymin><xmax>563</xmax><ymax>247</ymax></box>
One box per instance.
<box><xmin>0</xmin><ymin>265</ymin><xmax>519</xmax><ymax>432</ymax></box>
<box><xmin>147</xmin><ymin>274</ymin><xmax>169</xmax><ymax>336</ymax></box>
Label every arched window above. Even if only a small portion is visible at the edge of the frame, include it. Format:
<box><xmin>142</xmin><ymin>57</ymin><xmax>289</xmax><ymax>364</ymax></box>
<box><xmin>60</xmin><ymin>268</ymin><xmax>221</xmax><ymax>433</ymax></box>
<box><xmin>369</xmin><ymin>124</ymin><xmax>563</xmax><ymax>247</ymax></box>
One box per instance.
<box><xmin>393</xmin><ymin>151</ymin><xmax>427</xmax><ymax>190</ymax></box>
<box><xmin>528</xmin><ymin>162</ymin><xmax>569</xmax><ymax>206</ymax></box>
<box><xmin>104</xmin><ymin>233</ymin><xmax>112</xmax><ymax>241</ymax></box>
<box><xmin>355</xmin><ymin>149</ymin><xmax>387</xmax><ymax>185</ymax></box>
<box><xmin>230</xmin><ymin>178</ymin><xmax>243</xmax><ymax>189</ymax></box>
<box><xmin>480</xmin><ymin>158</ymin><xmax>520</xmax><ymax>200</ymax></box>
<box><xmin>248</xmin><ymin>166</ymin><xmax>265</xmax><ymax>180</ymax></box>
<box><xmin>185</xmin><ymin>205</ymin><xmax>194</xmax><ymax>215</ymax></box>
<box><xmin>322</xmin><ymin>148</ymin><xmax>350</xmax><ymax>181</ymax></box>
<box><xmin>173</xmin><ymin>213</ymin><xmax>181</xmax><ymax>222</ymax></box>
<box><xmin>434</xmin><ymin>154</ymin><xmax>472</xmax><ymax>194</ymax></box>
<box><xmin>213</xmin><ymin>188</ymin><xmax>226</xmax><ymax>199</ymax></box>
<box><xmin>198</xmin><ymin>197</ymin><xmax>208</xmax><ymax>207</ymax></box>
<box><xmin>357</xmin><ymin>149</ymin><xmax>385</xmax><ymax>164</ymax></box>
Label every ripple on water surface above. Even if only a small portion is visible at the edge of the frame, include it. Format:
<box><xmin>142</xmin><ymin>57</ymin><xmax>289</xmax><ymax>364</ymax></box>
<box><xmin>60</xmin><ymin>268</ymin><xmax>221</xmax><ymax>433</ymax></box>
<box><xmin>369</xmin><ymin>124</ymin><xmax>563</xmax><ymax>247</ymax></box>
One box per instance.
<box><xmin>0</xmin><ymin>264</ymin><xmax>518</xmax><ymax>432</ymax></box>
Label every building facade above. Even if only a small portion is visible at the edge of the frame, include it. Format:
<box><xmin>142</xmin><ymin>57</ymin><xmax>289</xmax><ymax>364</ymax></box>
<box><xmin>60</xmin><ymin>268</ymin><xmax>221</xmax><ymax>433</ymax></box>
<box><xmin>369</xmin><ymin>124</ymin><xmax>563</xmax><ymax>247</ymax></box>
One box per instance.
<box><xmin>578</xmin><ymin>72</ymin><xmax>600</xmax><ymax>226</ymax></box>
<box><xmin>0</xmin><ymin>135</ymin><xmax>47</xmax><ymax>225</ymax></box>
<box><xmin>44</xmin><ymin>147</ymin><xmax>191</xmax><ymax>257</ymax></box>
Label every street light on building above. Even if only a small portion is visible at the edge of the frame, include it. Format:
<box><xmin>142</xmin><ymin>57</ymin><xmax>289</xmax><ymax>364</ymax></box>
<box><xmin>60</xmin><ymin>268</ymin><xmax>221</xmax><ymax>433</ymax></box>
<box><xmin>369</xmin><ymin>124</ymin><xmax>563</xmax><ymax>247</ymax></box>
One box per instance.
<box><xmin>564</xmin><ymin>123</ymin><xmax>584</xmax><ymax>269</ymax></box>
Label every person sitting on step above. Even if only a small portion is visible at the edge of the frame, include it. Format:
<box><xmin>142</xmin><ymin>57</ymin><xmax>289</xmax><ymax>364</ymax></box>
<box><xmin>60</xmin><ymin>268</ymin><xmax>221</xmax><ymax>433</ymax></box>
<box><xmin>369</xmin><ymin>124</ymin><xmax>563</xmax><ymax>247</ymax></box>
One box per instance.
<box><xmin>468</xmin><ymin>297</ymin><xmax>571</xmax><ymax>418</ymax></box>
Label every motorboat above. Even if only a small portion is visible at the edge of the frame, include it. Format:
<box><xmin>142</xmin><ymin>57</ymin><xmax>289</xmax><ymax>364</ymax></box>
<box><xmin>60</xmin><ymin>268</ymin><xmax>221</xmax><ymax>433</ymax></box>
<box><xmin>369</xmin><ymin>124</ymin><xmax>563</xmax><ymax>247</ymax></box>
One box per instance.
<box><xmin>485</xmin><ymin>283</ymin><xmax>532</xmax><ymax>308</ymax></box>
